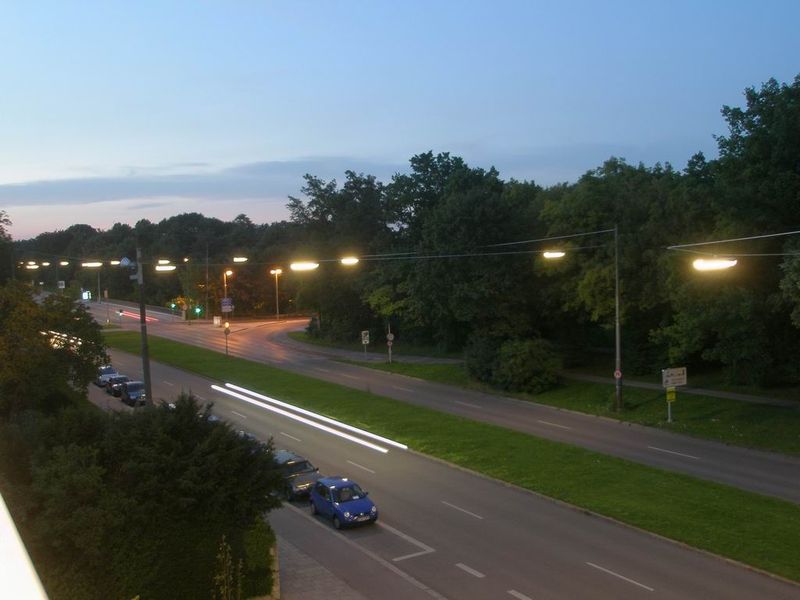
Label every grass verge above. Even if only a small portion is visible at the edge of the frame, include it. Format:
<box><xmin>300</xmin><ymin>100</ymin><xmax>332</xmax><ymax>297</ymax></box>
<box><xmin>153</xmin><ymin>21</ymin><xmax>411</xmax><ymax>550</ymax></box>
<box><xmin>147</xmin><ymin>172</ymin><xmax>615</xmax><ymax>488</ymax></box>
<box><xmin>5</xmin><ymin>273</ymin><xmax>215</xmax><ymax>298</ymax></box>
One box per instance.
<box><xmin>287</xmin><ymin>331</ymin><xmax>461</xmax><ymax>359</ymax></box>
<box><xmin>105</xmin><ymin>331</ymin><xmax>800</xmax><ymax>583</ymax></box>
<box><xmin>344</xmin><ymin>360</ymin><xmax>800</xmax><ymax>456</ymax></box>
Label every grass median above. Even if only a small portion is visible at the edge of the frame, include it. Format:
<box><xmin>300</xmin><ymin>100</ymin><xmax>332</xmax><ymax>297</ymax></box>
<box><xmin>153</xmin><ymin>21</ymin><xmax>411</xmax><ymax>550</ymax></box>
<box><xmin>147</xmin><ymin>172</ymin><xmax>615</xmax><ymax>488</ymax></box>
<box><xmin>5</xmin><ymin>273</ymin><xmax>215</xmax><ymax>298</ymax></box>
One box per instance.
<box><xmin>105</xmin><ymin>331</ymin><xmax>800</xmax><ymax>583</ymax></box>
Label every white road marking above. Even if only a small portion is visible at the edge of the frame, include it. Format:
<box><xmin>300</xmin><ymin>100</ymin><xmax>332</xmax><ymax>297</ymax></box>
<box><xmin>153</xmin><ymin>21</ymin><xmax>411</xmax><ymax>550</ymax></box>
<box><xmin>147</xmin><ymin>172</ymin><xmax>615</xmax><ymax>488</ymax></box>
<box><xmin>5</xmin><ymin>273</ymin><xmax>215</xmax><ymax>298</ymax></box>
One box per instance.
<box><xmin>280</xmin><ymin>432</ymin><xmax>301</xmax><ymax>442</ymax></box>
<box><xmin>537</xmin><ymin>419</ymin><xmax>571</xmax><ymax>430</ymax></box>
<box><xmin>315</xmin><ymin>367</ymin><xmax>331</xmax><ymax>373</ymax></box>
<box><xmin>456</xmin><ymin>563</ymin><xmax>485</xmax><ymax>578</ymax></box>
<box><xmin>508</xmin><ymin>591</ymin><xmax>533</xmax><ymax>600</ymax></box>
<box><xmin>441</xmin><ymin>501</ymin><xmax>484</xmax><ymax>520</ymax></box>
<box><xmin>347</xmin><ymin>460</ymin><xmax>375</xmax><ymax>474</ymax></box>
<box><xmin>647</xmin><ymin>446</ymin><xmax>699</xmax><ymax>460</ymax></box>
<box><xmin>163</xmin><ymin>380</ymin><xmax>174</xmax><ymax>386</ymax></box>
<box><xmin>286</xmin><ymin>504</ymin><xmax>448</xmax><ymax>599</ymax></box>
<box><xmin>392</xmin><ymin>385</ymin><xmax>414</xmax><ymax>392</ymax></box>
<box><xmin>454</xmin><ymin>400</ymin><xmax>481</xmax><ymax>409</ymax></box>
<box><xmin>231</xmin><ymin>411</ymin><xmax>247</xmax><ymax>420</ymax></box>
<box><xmin>379</xmin><ymin>522</ymin><xmax>435</xmax><ymax>562</ymax></box>
<box><xmin>195</xmin><ymin>394</ymin><xmax>206</xmax><ymax>401</ymax></box>
<box><xmin>586</xmin><ymin>562</ymin><xmax>654</xmax><ymax>592</ymax></box>
<box><xmin>341</xmin><ymin>373</ymin><xmax>359</xmax><ymax>380</ymax></box>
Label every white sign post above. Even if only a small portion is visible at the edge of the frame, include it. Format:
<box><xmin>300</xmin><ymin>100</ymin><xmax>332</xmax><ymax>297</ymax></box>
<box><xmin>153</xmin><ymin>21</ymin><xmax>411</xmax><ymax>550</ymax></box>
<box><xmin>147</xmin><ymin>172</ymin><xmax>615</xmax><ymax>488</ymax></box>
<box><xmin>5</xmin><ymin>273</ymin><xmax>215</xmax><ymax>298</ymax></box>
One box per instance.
<box><xmin>661</xmin><ymin>367</ymin><xmax>687</xmax><ymax>423</ymax></box>
<box><xmin>361</xmin><ymin>330</ymin><xmax>369</xmax><ymax>355</ymax></box>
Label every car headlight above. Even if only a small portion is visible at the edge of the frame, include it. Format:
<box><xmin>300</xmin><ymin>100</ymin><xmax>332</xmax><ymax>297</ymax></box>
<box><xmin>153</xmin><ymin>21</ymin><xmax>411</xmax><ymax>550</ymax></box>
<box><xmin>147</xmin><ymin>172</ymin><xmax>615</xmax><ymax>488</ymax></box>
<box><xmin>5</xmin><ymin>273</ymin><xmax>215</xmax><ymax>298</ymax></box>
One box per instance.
<box><xmin>370</xmin><ymin>506</ymin><xmax>377</xmax><ymax>514</ymax></box>
<box><xmin>343</xmin><ymin>511</ymin><xmax>351</xmax><ymax>519</ymax></box>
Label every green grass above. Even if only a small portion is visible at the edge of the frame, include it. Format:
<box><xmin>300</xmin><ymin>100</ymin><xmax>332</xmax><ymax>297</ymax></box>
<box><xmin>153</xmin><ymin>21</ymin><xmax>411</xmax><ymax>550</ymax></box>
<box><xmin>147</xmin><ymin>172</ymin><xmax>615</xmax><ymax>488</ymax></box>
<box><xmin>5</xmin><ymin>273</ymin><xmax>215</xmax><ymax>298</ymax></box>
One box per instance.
<box><xmin>105</xmin><ymin>331</ymin><xmax>800</xmax><ymax>582</ymax></box>
<box><xmin>287</xmin><ymin>331</ymin><xmax>462</xmax><ymax>359</ymax></box>
<box><xmin>344</xmin><ymin>360</ymin><xmax>800</xmax><ymax>456</ymax></box>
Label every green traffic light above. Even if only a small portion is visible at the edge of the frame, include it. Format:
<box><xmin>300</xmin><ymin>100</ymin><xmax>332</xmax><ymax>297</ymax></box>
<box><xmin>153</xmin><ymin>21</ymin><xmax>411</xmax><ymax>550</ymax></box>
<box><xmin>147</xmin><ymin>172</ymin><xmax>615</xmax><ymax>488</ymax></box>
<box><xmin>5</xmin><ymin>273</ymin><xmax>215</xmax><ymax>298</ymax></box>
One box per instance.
<box><xmin>194</xmin><ymin>307</ymin><xmax>202</xmax><ymax>314</ymax></box>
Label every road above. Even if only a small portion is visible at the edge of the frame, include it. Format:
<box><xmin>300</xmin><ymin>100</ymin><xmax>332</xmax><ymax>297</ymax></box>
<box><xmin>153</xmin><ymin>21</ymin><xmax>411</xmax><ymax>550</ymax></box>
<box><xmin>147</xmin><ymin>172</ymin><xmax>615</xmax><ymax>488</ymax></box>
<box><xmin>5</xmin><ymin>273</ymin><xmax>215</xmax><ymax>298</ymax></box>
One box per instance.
<box><xmin>90</xmin><ymin>350</ymin><xmax>799</xmax><ymax>599</ymax></box>
<box><xmin>93</xmin><ymin>302</ymin><xmax>800</xmax><ymax>504</ymax></box>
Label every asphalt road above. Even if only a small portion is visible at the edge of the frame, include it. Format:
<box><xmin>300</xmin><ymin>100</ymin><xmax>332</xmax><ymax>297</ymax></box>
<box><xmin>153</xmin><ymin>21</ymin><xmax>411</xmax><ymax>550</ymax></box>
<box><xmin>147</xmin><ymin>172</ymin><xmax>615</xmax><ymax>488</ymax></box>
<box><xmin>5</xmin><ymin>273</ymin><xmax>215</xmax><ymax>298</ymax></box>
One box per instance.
<box><xmin>94</xmin><ymin>302</ymin><xmax>800</xmax><ymax>504</ymax></box>
<box><xmin>90</xmin><ymin>350</ymin><xmax>800</xmax><ymax>600</ymax></box>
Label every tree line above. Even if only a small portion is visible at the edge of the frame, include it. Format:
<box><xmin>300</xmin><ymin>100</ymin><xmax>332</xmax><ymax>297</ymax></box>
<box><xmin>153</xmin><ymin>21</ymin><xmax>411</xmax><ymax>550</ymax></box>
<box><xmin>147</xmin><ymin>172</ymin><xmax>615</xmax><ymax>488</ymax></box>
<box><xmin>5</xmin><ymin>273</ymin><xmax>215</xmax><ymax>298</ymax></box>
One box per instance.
<box><xmin>7</xmin><ymin>74</ymin><xmax>800</xmax><ymax>389</ymax></box>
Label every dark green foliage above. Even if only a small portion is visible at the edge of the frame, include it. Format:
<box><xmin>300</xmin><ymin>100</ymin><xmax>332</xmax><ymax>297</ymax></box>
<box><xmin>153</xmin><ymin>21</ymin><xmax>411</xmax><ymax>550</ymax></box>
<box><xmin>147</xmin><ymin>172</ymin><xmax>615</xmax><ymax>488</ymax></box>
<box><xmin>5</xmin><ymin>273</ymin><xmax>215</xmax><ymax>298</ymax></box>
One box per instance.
<box><xmin>1</xmin><ymin>394</ymin><xmax>282</xmax><ymax>600</ymax></box>
<box><xmin>492</xmin><ymin>338</ymin><xmax>562</xmax><ymax>393</ymax></box>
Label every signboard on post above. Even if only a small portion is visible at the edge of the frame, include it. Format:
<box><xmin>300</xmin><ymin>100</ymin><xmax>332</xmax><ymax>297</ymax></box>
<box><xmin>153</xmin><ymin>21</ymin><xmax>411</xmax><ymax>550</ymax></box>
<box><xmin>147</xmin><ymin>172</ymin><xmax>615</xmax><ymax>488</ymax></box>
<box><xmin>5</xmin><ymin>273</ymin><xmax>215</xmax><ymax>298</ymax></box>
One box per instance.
<box><xmin>221</xmin><ymin>297</ymin><xmax>234</xmax><ymax>314</ymax></box>
<box><xmin>662</xmin><ymin>367</ymin><xmax>687</xmax><ymax>388</ymax></box>
<box><xmin>361</xmin><ymin>330</ymin><xmax>370</xmax><ymax>345</ymax></box>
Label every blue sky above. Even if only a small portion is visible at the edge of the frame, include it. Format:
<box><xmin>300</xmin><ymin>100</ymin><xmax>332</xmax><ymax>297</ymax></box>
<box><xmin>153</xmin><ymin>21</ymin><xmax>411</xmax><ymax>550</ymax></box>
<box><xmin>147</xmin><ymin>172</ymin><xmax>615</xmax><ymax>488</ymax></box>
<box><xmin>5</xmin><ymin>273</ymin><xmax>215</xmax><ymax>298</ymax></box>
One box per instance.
<box><xmin>2</xmin><ymin>1</ymin><xmax>799</xmax><ymax>239</ymax></box>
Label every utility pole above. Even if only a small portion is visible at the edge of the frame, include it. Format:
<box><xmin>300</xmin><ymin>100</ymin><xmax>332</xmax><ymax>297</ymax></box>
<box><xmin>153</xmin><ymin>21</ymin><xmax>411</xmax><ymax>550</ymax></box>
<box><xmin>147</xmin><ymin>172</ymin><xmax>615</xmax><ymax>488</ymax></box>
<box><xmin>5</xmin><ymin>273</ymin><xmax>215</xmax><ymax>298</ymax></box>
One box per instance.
<box><xmin>136</xmin><ymin>246</ymin><xmax>153</xmax><ymax>404</ymax></box>
<box><xmin>614</xmin><ymin>224</ymin><xmax>623</xmax><ymax>412</ymax></box>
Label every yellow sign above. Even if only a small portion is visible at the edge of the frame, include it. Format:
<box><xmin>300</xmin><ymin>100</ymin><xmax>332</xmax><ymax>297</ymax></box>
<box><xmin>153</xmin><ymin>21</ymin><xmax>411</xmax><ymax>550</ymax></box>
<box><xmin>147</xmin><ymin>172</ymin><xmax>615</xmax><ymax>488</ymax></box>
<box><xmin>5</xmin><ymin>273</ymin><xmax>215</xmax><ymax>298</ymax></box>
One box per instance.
<box><xmin>666</xmin><ymin>386</ymin><xmax>676</xmax><ymax>402</ymax></box>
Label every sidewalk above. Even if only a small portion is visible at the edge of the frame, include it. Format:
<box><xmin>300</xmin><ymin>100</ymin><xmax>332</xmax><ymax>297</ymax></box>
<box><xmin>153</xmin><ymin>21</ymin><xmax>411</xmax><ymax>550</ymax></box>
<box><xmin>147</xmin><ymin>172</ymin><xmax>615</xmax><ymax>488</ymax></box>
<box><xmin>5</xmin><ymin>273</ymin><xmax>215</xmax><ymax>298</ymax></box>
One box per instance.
<box><xmin>564</xmin><ymin>372</ymin><xmax>798</xmax><ymax>408</ymax></box>
<box><xmin>277</xmin><ymin>536</ymin><xmax>367</xmax><ymax>600</ymax></box>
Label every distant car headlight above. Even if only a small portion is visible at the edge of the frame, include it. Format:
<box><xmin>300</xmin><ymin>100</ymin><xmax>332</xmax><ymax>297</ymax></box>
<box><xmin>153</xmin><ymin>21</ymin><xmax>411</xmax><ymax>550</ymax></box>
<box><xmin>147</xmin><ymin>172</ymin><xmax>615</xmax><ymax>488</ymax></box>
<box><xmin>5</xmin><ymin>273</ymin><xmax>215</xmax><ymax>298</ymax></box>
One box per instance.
<box><xmin>343</xmin><ymin>512</ymin><xmax>352</xmax><ymax>519</ymax></box>
<box><xmin>370</xmin><ymin>506</ymin><xmax>377</xmax><ymax>514</ymax></box>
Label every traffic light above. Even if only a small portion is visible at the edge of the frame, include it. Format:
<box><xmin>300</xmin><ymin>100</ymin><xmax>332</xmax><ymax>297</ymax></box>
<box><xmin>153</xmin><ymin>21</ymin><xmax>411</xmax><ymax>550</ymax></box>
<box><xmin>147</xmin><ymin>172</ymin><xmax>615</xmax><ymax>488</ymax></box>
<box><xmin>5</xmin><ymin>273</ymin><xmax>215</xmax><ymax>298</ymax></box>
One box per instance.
<box><xmin>170</xmin><ymin>302</ymin><xmax>176</xmax><ymax>310</ymax></box>
<box><xmin>194</xmin><ymin>306</ymin><xmax>202</xmax><ymax>315</ymax></box>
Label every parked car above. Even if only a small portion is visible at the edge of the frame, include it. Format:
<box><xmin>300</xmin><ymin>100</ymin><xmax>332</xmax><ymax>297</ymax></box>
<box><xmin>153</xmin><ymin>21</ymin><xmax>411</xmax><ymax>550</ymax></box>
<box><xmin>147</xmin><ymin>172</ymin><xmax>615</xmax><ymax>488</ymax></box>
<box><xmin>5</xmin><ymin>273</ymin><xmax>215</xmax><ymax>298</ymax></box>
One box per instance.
<box><xmin>310</xmin><ymin>477</ymin><xmax>377</xmax><ymax>529</ymax></box>
<box><xmin>275</xmin><ymin>450</ymin><xmax>321</xmax><ymax>500</ymax></box>
<box><xmin>105</xmin><ymin>375</ymin><xmax>130</xmax><ymax>396</ymax></box>
<box><xmin>120</xmin><ymin>381</ymin><xmax>147</xmax><ymax>407</ymax></box>
<box><xmin>95</xmin><ymin>365</ymin><xmax>119</xmax><ymax>386</ymax></box>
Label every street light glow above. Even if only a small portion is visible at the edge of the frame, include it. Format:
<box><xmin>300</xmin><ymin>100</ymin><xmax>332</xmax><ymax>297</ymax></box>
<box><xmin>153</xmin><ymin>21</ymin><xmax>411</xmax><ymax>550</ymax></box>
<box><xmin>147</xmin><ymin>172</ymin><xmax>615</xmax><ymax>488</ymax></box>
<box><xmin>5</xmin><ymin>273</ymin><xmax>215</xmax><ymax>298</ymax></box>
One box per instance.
<box><xmin>59</xmin><ymin>261</ymin><xmax>69</xmax><ymax>266</ymax></box>
<box><xmin>25</xmin><ymin>264</ymin><xmax>39</xmax><ymax>270</ymax></box>
<box><xmin>82</xmin><ymin>262</ymin><xmax>102</xmax><ymax>268</ymax></box>
<box><xmin>693</xmin><ymin>258</ymin><xmax>738</xmax><ymax>271</ymax></box>
<box><xmin>225</xmin><ymin>269</ymin><xmax>233</xmax><ymax>276</ymax></box>
<box><xmin>233</xmin><ymin>256</ymin><xmax>248</xmax><ymax>263</ymax></box>
<box><xmin>290</xmin><ymin>261</ymin><xmax>319</xmax><ymax>271</ymax></box>
<box><xmin>157</xmin><ymin>259</ymin><xmax>170</xmax><ymax>265</ymax></box>
<box><xmin>110</xmin><ymin>260</ymin><xmax>120</xmax><ymax>265</ymax></box>
<box><xmin>543</xmin><ymin>251</ymin><xmax>566</xmax><ymax>259</ymax></box>
<box><xmin>269</xmin><ymin>268</ymin><xmax>282</xmax><ymax>276</ymax></box>
<box><xmin>155</xmin><ymin>265</ymin><xmax>177</xmax><ymax>272</ymax></box>
<box><xmin>340</xmin><ymin>256</ymin><xmax>360</xmax><ymax>266</ymax></box>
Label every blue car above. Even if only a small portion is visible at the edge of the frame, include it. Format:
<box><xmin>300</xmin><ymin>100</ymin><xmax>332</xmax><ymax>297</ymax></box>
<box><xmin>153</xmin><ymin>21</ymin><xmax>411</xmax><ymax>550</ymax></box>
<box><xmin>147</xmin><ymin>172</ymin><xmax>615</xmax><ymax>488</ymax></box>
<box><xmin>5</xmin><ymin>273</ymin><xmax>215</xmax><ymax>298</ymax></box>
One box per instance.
<box><xmin>309</xmin><ymin>477</ymin><xmax>378</xmax><ymax>529</ymax></box>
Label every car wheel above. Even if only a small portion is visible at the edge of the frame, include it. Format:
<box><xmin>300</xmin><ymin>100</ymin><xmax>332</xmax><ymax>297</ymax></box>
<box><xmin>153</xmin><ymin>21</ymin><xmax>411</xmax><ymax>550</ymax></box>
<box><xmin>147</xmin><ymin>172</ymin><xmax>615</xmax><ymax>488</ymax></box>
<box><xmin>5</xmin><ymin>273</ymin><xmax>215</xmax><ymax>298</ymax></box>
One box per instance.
<box><xmin>311</xmin><ymin>501</ymin><xmax>318</xmax><ymax>515</ymax></box>
<box><xmin>333</xmin><ymin>516</ymin><xmax>342</xmax><ymax>530</ymax></box>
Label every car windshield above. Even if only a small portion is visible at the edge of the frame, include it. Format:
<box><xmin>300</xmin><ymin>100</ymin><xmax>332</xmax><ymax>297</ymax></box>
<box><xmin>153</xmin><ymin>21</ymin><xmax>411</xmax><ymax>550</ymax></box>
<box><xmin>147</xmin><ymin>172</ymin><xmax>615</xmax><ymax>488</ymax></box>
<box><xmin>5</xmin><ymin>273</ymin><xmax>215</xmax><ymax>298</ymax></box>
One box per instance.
<box><xmin>126</xmin><ymin>383</ymin><xmax>144</xmax><ymax>392</ymax></box>
<box><xmin>99</xmin><ymin>366</ymin><xmax>116</xmax><ymax>375</ymax></box>
<box><xmin>332</xmin><ymin>484</ymin><xmax>365</xmax><ymax>503</ymax></box>
<box><xmin>283</xmin><ymin>460</ymin><xmax>315</xmax><ymax>476</ymax></box>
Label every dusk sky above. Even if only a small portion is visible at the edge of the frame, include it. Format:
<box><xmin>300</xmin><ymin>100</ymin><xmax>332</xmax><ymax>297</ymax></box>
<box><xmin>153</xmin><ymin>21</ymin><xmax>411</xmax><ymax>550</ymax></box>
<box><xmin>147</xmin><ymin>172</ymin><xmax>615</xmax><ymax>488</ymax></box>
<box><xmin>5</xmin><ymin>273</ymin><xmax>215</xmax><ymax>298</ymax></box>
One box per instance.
<box><xmin>2</xmin><ymin>1</ymin><xmax>798</xmax><ymax>240</ymax></box>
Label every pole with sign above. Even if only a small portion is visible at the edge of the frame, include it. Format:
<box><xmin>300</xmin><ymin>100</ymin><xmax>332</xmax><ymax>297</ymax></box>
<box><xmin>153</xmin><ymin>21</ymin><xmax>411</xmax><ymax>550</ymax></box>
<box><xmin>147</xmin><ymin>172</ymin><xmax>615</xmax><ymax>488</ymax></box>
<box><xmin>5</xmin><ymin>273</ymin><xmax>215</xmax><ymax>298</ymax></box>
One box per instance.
<box><xmin>387</xmin><ymin>324</ymin><xmax>394</xmax><ymax>364</ymax></box>
<box><xmin>661</xmin><ymin>367</ymin><xmax>686</xmax><ymax>423</ymax></box>
<box><xmin>361</xmin><ymin>330</ymin><xmax>369</xmax><ymax>356</ymax></box>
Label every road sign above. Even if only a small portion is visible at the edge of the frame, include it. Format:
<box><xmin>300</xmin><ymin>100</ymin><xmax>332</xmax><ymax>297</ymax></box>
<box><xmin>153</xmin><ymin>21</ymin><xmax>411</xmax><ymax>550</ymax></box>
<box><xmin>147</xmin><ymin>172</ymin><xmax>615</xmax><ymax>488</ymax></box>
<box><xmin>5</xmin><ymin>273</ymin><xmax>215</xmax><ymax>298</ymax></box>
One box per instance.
<box><xmin>221</xmin><ymin>297</ymin><xmax>234</xmax><ymax>313</ymax></box>
<box><xmin>662</xmin><ymin>367</ymin><xmax>687</xmax><ymax>388</ymax></box>
<box><xmin>361</xmin><ymin>330</ymin><xmax>370</xmax><ymax>345</ymax></box>
<box><xmin>387</xmin><ymin>333</ymin><xmax>395</xmax><ymax>341</ymax></box>
<box><xmin>387</xmin><ymin>340</ymin><xmax>393</xmax><ymax>347</ymax></box>
<box><xmin>666</xmin><ymin>386</ymin><xmax>676</xmax><ymax>402</ymax></box>
<box><xmin>613</xmin><ymin>369</ymin><xmax>622</xmax><ymax>380</ymax></box>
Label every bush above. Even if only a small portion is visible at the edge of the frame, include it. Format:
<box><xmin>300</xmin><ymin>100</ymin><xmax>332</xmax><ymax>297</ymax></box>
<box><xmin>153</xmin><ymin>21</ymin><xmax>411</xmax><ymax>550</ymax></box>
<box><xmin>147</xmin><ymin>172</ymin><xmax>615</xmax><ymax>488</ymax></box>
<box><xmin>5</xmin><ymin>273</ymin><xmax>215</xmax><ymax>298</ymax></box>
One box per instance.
<box><xmin>464</xmin><ymin>333</ymin><xmax>502</xmax><ymax>383</ymax></box>
<box><xmin>492</xmin><ymin>338</ymin><xmax>562</xmax><ymax>394</ymax></box>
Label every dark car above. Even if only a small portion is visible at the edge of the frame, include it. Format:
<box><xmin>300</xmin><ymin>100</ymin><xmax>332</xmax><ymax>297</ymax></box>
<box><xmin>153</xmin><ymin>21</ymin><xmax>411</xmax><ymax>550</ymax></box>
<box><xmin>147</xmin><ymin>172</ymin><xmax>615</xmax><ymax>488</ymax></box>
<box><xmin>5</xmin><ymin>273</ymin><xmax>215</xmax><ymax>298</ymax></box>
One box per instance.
<box><xmin>310</xmin><ymin>476</ymin><xmax>377</xmax><ymax>529</ymax></box>
<box><xmin>120</xmin><ymin>381</ymin><xmax>147</xmax><ymax>407</ymax></box>
<box><xmin>275</xmin><ymin>450</ymin><xmax>321</xmax><ymax>500</ymax></box>
<box><xmin>105</xmin><ymin>375</ymin><xmax>130</xmax><ymax>396</ymax></box>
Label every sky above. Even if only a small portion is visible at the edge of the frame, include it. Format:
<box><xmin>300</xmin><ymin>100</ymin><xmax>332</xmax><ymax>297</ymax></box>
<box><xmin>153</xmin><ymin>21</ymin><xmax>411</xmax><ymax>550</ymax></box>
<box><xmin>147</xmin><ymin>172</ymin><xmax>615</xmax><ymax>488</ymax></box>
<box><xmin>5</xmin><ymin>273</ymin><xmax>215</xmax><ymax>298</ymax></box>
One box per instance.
<box><xmin>2</xmin><ymin>1</ymin><xmax>799</xmax><ymax>240</ymax></box>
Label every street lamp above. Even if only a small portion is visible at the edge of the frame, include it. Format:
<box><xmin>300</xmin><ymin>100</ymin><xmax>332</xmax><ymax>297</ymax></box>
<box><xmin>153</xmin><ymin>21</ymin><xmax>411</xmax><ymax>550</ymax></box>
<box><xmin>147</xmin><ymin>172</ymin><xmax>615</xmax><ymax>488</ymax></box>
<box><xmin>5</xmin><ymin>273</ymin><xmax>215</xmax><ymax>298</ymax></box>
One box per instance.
<box><xmin>542</xmin><ymin>225</ymin><xmax>623</xmax><ymax>411</ymax></box>
<box><xmin>223</xmin><ymin>269</ymin><xmax>233</xmax><ymax>297</ymax></box>
<box><xmin>692</xmin><ymin>258</ymin><xmax>737</xmax><ymax>271</ymax></box>
<box><xmin>290</xmin><ymin>261</ymin><xmax>319</xmax><ymax>271</ymax></box>
<box><xmin>82</xmin><ymin>261</ymin><xmax>103</xmax><ymax>303</ymax></box>
<box><xmin>270</xmin><ymin>268</ymin><xmax>282</xmax><ymax>320</ymax></box>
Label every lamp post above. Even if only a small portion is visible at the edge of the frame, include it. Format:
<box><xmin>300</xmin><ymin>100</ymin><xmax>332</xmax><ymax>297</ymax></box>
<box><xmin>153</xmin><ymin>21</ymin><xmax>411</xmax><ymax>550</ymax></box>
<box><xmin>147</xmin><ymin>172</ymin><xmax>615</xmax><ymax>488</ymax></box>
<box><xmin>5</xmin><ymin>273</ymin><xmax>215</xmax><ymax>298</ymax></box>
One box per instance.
<box><xmin>543</xmin><ymin>225</ymin><xmax>622</xmax><ymax>411</ymax></box>
<box><xmin>223</xmin><ymin>269</ymin><xmax>233</xmax><ymax>297</ymax></box>
<box><xmin>270</xmin><ymin>268</ymin><xmax>282</xmax><ymax>320</ymax></box>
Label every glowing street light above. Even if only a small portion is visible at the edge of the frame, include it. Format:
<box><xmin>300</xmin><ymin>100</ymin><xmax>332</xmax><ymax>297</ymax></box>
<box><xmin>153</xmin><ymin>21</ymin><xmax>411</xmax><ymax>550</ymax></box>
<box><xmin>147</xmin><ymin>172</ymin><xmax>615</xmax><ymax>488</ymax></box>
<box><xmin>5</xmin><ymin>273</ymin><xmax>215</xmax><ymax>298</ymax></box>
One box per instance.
<box><xmin>59</xmin><ymin>261</ymin><xmax>69</xmax><ymax>266</ymax></box>
<box><xmin>270</xmin><ymin>268</ymin><xmax>282</xmax><ymax>321</ymax></box>
<box><xmin>290</xmin><ymin>261</ymin><xmax>319</xmax><ymax>271</ymax></box>
<box><xmin>692</xmin><ymin>258</ymin><xmax>738</xmax><ymax>271</ymax></box>
<box><xmin>340</xmin><ymin>256</ymin><xmax>360</xmax><ymax>266</ymax></box>
<box><xmin>157</xmin><ymin>259</ymin><xmax>171</xmax><ymax>265</ymax></box>
<box><xmin>155</xmin><ymin>265</ymin><xmax>177</xmax><ymax>272</ymax></box>
<box><xmin>233</xmin><ymin>256</ymin><xmax>248</xmax><ymax>263</ymax></box>
<box><xmin>542</xmin><ymin>251</ymin><xmax>566</xmax><ymax>259</ymax></box>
